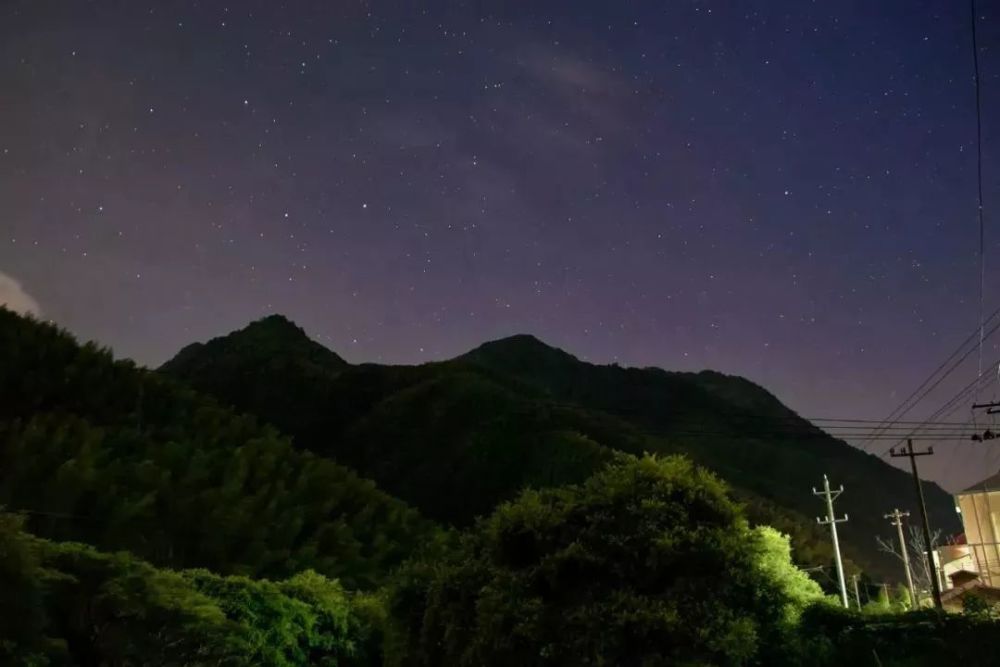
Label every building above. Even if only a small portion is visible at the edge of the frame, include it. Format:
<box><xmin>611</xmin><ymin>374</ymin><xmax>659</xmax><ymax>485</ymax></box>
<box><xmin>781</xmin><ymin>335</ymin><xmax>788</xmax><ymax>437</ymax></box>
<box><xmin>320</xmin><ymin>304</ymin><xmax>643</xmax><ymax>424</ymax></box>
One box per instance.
<box><xmin>935</xmin><ymin>471</ymin><xmax>1000</xmax><ymax>610</ymax></box>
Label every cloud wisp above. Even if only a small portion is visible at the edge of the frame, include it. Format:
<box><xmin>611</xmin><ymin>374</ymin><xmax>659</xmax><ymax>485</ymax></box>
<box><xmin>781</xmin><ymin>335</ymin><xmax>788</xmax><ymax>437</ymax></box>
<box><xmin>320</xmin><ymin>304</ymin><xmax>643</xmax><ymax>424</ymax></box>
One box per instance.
<box><xmin>0</xmin><ymin>271</ymin><xmax>42</xmax><ymax>316</ymax></box>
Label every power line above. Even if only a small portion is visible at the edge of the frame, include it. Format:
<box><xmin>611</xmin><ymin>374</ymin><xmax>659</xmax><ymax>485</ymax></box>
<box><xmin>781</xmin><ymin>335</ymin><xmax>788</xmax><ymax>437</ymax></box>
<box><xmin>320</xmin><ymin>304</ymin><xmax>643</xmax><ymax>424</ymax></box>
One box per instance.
<box><xmin>970</xmin><ymin>0</ymin><xmax>987</xmax><ymax>396</ymax></box>
<box><xmin>861</xmin><ymin>308</ymin><xmax>1000</xmax><ymax>448</ymax></box>
<box><xmin>802</xmin><ymin>417</ymin><xmax>982</xmax><ymax>426</ymax></box>
<box><xmin>879</xmin><ymin>359</ymin><xmax>1000</xmax><ymax>456</ymax></box>
<box><xmin>650</xmin><ymin>412</ymin><xmax>993</xmax><ymax>429</ymax></box>
<box><xmin>660</xmin><ymin>429</ymin><xmax>981</xmax><ymax>441</ymax></box>
<box><xmin>814</xmin><ymin>424</ymin><xmax>985</xmax><ymax>431</ymax></box>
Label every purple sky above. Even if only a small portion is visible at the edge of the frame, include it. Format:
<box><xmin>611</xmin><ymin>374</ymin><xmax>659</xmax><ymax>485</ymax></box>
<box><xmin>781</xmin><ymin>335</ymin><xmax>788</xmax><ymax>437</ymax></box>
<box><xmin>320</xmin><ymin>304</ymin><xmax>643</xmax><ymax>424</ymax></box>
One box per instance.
<box><xmin>1</xmin><ymin>0</ymin><xmax>998</xmax><ymax>490</ymax></box>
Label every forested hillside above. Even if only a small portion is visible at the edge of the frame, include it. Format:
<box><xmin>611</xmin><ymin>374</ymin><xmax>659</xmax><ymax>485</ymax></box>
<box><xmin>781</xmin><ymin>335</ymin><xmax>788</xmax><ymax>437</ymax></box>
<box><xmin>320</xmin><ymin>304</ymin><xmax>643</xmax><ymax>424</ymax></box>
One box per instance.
<box><xmin>0</xmin><ymin>309</ymin><xmax>439</xmax><ymax>589</ymax></box>
<box><xmin>0</xmin><ymin>308</ymin><xmax>987</xmax><ymax>665</ymax></box>
<box><xmin>162</xmin><ymin>315</ymin><xmax>961</xmax><ymax>578</ymax></box>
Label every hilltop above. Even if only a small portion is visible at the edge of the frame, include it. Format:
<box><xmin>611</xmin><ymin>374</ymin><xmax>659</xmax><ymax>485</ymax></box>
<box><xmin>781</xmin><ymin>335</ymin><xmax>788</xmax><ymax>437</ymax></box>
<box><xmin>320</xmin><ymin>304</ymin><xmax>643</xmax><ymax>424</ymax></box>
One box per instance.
<box><xmin>161</xmin><ymin>315</ymin><xmax>962</xmax><ymax>578</ymax></box>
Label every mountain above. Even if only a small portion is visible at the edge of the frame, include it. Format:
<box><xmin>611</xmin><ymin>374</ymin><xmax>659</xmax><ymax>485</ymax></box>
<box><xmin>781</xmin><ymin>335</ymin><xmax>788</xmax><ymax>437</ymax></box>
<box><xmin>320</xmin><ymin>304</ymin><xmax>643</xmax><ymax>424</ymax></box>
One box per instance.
<box><xmin>161</xmin><ymin>315</ymin><xmax>962</xmax><ymax>579</ymax></box>
<box><xmin>0</xmin><ymin>309</ymin><xmax>438</xmax><ymax>589</ymax></box>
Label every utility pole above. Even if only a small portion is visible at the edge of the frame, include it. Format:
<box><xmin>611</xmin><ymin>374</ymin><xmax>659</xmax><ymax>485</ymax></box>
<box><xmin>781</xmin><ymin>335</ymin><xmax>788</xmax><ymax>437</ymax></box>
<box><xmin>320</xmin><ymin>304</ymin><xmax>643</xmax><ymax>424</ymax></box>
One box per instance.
<box><xmin>814</xmin><ymin>474</ymin><xmax>849</xmax><ymax>608</ymax></box>
<box><xmin>890</xmin><ymin>439</ymin><xmax>942</xmax><ymax>610</ymax></box>
<box><xmin>885</xmin><ymin>509</ymin><xmax>918</xmax><ymax>608</ymax></box>
<box><xmin>851</xmin><ymin>573</ymin><xmax>862</xmax><ymax>609</ymax></box>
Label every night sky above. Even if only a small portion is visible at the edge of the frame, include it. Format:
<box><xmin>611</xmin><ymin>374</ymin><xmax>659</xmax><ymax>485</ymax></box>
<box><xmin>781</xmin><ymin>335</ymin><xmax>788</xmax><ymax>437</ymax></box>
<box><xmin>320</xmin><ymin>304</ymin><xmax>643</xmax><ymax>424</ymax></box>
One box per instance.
<box><xmin>1</xmin><ymin>1</ymin><xmax>997</xmax><ymax>490</ymax></box>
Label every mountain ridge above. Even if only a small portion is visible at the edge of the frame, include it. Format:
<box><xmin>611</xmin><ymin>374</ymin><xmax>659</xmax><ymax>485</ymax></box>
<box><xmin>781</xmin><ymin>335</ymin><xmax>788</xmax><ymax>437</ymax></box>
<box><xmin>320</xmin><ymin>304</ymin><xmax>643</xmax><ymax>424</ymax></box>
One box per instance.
<box><xmin>160</xmin><ymin>314</ymin><xmax>962</xmax><ymax>579</ymax></box>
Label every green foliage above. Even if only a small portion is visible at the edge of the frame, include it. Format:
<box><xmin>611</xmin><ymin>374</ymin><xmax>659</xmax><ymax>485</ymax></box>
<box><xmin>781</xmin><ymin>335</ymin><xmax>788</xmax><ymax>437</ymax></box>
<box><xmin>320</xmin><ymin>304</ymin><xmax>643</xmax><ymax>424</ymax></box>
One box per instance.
<box><xmin>338</xmin><ymin>372</ymin><xmax>619</xmax><ymax>523</ymax></box>
<box><xmin>0</xmin><ymin>309</ymin><xmax>439</xmax><ymax>588</ymax></box>
<box><xmin>750</xmin><ymin>525</ymin><xmax>827</xmax><ymax>625</ymax></box>
<box><xmin>890</xmin><ymin>584</ymin><xmax>913</xmax><ymax>612</ymax></box>
<box><xmin>0</xmin><ymin>511</ymin><xmax>381</xmax><ymax>666</ymax></box>
<box><xmin>862</xmin><ymin>587</ymin><xmax>892</xmax><ymax>615</ymax></box>
<box><xmin>961</xmin><ymin>592</ymin><xmax>998</xmax><ymax>619</ymax></box>
<box><xmin>787</xmin><ymin>603</ymin><xmax>1000</xmax><ymax>666</ymax></box>
<box><xmin>168</xmin><ymin>324</ymin><xmax>628</xmax><ymax>528</ymax></box>
<box><xmin>161</xmin><ymin>315</ymin><xmax>959</xmax><ymax>578</ymax></box>
<box><xmin>1</xmin><ymin>307</ymin><xmax>982</xmax><ymax>664</ymax></box>
<box><xmin>183</xmin><ymin>569</ymin><xmax>366</xmax><ymax>666</ymax></box>
<box><xmin>0</xmin><ymin>511</ymin><xmax>59</xmax><ymax>665</ymax></box>
<box><xmin>389</xmin><ymin>454</ymin><xmax>824</xmax><ymax>667</ymax></box>
<box><xmin>41</xmin><ymin>539</ymin><xmax>248</xmax><ymax>666</ymax></box>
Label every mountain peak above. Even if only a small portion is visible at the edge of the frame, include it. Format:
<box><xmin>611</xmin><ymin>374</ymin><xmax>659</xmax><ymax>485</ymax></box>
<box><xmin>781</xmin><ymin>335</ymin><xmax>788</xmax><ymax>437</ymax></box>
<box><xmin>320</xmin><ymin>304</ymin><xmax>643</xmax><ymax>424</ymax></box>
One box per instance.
<box><xmin>160</xmin><ymin>314</ymin><xmax>348</xmax><ymax>377</ymax></box>
<box><xmin>484</xmin><ymin>333</ymin><xmax>556</xmax><ymax>350</ymax></box>
<box><xmin>242</xmin><ymin>313</ymin><xmax>310</xmax><ymax>339</ymax></box>
<box><xmin>459</xmin><ymin>333</ymin><xmax>580</xmax><ymax>370</ymax></box>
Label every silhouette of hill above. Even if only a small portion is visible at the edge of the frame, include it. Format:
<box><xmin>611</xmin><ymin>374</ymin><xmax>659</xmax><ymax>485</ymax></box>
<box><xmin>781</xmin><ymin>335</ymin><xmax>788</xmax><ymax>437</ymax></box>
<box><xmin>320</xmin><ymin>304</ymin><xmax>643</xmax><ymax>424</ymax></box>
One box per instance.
<box><xmin>160</xmin><ymin>315</ymin><xmax>962</xmax><ymax>578</ymax></box>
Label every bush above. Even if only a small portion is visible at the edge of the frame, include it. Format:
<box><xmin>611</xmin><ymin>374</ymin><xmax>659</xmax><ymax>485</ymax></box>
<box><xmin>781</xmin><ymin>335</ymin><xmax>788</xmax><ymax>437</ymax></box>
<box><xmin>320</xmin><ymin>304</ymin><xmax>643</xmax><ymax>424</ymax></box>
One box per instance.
<box><xmin>391</xmin><ymin>454</ymin><xmax>823</xmax><ymax>666</ymax></box>
<box><xmin>786</xmin><ymin>602</ymin><xmax>1000</xmax><ymax>666</ymax></box>
<box><xmin>0</xmin><ymin>511</ymin><xmax>384</xmax><ymax>666</ymax></box>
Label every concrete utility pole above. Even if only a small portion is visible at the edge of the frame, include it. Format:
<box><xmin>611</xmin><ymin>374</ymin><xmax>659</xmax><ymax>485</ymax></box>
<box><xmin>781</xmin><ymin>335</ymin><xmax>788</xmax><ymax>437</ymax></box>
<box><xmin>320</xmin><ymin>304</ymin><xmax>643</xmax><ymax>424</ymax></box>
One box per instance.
<box><xmin>814</xmin><ymin>474</ymin><xmax>850</xmax><ymax>608</ymax></box>
<box><xmin>890</xmin><ymin>439</ymin><xmax>943</xmax><ymax>610</ymax></box>
<box><xmin>885</xmin><ymin>509</ymin><xmax>918</xmax><ymax>608</ymax></box>
<box><xmin>851</xmin><ymin>573</ymin><xmax>862</xmax><ymax>609</ymax></box>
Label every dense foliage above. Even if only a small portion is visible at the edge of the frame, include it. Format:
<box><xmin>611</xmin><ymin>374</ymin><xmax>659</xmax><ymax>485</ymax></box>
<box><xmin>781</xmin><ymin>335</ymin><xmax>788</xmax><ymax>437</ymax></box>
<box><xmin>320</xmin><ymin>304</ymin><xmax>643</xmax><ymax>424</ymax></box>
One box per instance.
<box><xmin>4</xmin><ymin>308</ymin><xmax>989</xmax><ymax>666</ymax></box>
<box><xmin>162</xmin><ymin>316</ymin><xmax>959</xmax><ymax>578</ymax></box>
<box><xmin>0</xmin><ymin>309</ymin><xmax>438</xmax><ymax>588</ymax></box>
<box><xmin>0</xmin><ymin>511</ymin><xmax>379</xmax><ymax>666</ymax></box>
<box><xmin>386</xmin><ymin>455</ymin><xmax>824</xmax><ymax>667</ymax></box>
<box><xmin>789</xmin><ymin>603</ymin><xmax>1000</xmax><ymax>666</ymax></box>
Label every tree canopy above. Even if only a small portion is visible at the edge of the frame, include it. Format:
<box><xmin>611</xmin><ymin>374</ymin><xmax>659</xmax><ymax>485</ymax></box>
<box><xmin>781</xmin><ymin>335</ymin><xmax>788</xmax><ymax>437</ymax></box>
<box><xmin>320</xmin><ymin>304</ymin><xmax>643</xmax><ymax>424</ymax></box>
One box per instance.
<box><xmin>0</xmin><ymin>510</ymin><xmax>381</xmax><ymax>666</ymax></box>
<box><xmin>0</xmin><ymin>308</ymin><xmax>439</xmax><ymax>589</ymax></box>
<box><xmin>391</xmin><ymin>454</ymin><xmax>824</xmax><ymax>667</ymax></box>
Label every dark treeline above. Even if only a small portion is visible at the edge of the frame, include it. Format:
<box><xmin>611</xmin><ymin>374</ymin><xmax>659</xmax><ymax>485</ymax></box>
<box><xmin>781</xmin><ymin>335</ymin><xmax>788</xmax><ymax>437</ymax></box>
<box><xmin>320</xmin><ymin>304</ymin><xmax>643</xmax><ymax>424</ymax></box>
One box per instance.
<box><xmin>0</xmin><ymin>309</ymin><xmax>439</xmax><ymax>589</ymax></box>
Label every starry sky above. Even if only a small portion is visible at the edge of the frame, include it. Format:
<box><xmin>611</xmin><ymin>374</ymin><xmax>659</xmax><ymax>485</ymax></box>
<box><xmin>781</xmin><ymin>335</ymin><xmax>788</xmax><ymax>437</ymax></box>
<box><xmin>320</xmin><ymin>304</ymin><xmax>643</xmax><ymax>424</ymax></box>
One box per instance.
<box><xmin>1</xmin><ymin>1</ymin><xmax>997</xmax><ymax>490</ymax></box>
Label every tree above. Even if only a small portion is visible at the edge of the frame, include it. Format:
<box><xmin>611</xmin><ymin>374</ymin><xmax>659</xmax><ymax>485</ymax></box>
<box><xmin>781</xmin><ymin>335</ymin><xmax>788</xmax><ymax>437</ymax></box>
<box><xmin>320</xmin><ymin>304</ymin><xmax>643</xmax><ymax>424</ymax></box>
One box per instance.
<box><xmin>41</xmin><ymin>540</ymin><xmax>249</xmax><ymax>666</ymax></box>
<box><xmin>0</xmin><ymin>309</ymin><xmax>438</xmax><ymax>589</ymax></box>
<box><xmin>394</xmin><ymin>454</ymin><xmax>822</xmax><ymax>667</ymax></box>
<box><xmin>876</xmin><ymin>524</ymin><xmax>942</xmax><ymax>601</ymax></box>
<box><xmin>751</xmin><ymin>525</ymin><xmax>826</xmax><ymax>625</ymax></box>
<box><xmin>0</xmin><ymin>511</ymin><xmax>385</xmax><ymax>667</ymax></box>
<box><xmin>861</xmin><ymin>586</ymin><xmax>891</xmax><ymax>615</ymax></box>
<box><xmin>0</xmin><ymin>511</ymin><xmax>56</xmax><ymax>665</ymax></box>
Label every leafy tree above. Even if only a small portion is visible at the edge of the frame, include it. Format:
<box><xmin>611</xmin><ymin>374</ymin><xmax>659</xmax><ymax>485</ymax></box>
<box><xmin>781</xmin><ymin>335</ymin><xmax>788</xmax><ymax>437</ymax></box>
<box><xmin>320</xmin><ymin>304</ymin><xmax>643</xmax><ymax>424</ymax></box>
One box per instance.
<box><xmin>393</xmin><ymin>454</ymin><xmax>822</xmax><ymax>667</ymax></box>
<box><xmin>184</xmin><ymin>569</ymin><xmax>369</xmax><ymax>666</ymax></box>
<box><xmin>891</xmin><ymin>583</ymin><xmax>914</xmax><ymax>612</ymax></box>
<box><xmin>41</xmin><ymin>540</ymin><xmax>248</xmax><ymax>666</ymax></box>
<box><xmin>0</xmin><ymin>511</ymin><xmax>57</xmax><ymax>665</ymax></box>
<box><xmin>1</xmin><ymin>511</ymin><xmax>384</xmax><ymax>666</ymax></box>
<box><xmin>0</xmin><ymin>309</ymin><xmax>438</xmax><ymax>588</ymax></box>
<box><xmin>750</xmin><ymin>525</ymin><xmax>826</xmax><ymax>625</ymax></box>
<box><xmin>861</xmin><ymin>586</ymin><xmax>891</xmax><ymax>615</ymax></box>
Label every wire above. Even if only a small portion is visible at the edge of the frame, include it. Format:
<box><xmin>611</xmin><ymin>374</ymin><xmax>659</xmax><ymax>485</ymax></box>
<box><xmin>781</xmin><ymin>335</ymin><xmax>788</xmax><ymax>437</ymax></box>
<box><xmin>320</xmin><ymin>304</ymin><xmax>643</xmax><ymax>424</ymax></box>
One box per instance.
<box><xmin>643</xmin><ymin>412</ymin><xmax>992</xmax><ymax>428</ymax></box>
<box><xmin>879</xmin><ymin>362</ymin><xmax>1000</xmax><ymax>456</ymax></box>
<box><xmin>781</xmin><ymin>417</ymin><xmax>985</xmax><ymax>427</ymax></box>
<box><xmin>658</xmin><ymin>429</ymin><xmax>980</xmax><ymax>441</ymax></box>
<box><xmin>865</xmin><ymin>3</ymin><xmax>989</xmax><ymax>458</ymax></box>
<box><xmin>971</xmin><ymin>0</ymin><xmax>987</xmax><ymax>397</ymax></box>
<box><xmin>859</xmin><ymin>310</ymin><xmax>1000</xmax><ymax>449</ymax></box>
